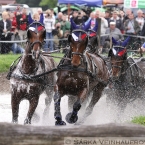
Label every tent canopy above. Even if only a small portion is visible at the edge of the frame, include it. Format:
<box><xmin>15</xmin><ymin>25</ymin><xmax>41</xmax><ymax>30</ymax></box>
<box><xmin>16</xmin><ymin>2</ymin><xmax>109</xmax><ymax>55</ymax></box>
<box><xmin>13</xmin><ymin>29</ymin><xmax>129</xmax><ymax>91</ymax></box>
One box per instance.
<box><xmin>58</xmin><ymin>0</ymin><xmax>102</xmax><ymax>7</ymax></box>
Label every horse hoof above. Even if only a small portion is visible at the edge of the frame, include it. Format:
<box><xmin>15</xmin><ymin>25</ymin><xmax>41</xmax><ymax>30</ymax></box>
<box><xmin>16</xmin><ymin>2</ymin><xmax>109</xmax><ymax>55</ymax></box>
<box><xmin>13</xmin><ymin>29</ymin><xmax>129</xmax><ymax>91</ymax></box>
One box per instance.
<box><xmin>65</xmin><ymin>113</ymin><xmax>78</xmax><ymax>124</ymax></box>
<box><xmin>24</xmin><ymin>119</ymin><xmax>31</xmax><ymax>125</ymax></box>
<box><xmin>55</xmin><ymin>120</ymin><xmax>66</xmax><ymax>126</ymax></box>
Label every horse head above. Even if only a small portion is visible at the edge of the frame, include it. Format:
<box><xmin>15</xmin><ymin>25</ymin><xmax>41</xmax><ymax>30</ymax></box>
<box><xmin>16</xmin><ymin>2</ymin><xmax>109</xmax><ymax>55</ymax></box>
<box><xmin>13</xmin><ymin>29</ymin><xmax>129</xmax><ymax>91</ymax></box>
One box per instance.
<box><xmin>108</xmin><ymin>37</ymin><xmax>130</xmax><ymax>79</ymax></box>
<box><xmin>87</xmin><ymin>24</ymin><xmax>98</xmax><ymax>53</ymax></box>
<box><xmin>68</xmin><ymin>18</ymin><xmax>90</xmax><ymax>67</ymax></box>
<box><xmin>26</xmin><ymin>14</ymin><xmax>46</xmax><ymax>60</ymax></box>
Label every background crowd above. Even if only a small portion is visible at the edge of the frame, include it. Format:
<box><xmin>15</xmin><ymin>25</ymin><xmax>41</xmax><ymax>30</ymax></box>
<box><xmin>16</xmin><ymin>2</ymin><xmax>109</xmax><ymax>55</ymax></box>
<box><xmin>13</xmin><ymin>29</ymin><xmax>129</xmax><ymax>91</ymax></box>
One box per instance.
<box><xmin>0</xmin><ymin>6</ymin><xmax>145</xmax><ymax>54</ymax></box>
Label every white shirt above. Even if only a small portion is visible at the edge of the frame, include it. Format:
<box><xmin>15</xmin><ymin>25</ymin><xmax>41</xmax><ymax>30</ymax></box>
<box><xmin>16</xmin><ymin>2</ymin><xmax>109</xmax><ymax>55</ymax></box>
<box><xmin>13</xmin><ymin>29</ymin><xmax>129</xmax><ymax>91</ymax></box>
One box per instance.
<box><xmin>127</xmin><ymin>20</ymin><xmax>135</xmax><ymax>33</ymax></box>
<box><xmin>100</xmin><ymin>17</ymin><xmax>108</xmax><ymax>34</ymax></box>
<box><xmin>3</xmin><ymin>20</ymin><xmax>7</xmax><ymax>30</ymax></box>
<box><xmin>43</xmin><ymin>17</ymin><xmax>55</xmax><ymax>33</ymax></box>
<box><xmin>136</xmin><ymin>17</ymin><xmax>144</xmax><ymax>30</ymax></box>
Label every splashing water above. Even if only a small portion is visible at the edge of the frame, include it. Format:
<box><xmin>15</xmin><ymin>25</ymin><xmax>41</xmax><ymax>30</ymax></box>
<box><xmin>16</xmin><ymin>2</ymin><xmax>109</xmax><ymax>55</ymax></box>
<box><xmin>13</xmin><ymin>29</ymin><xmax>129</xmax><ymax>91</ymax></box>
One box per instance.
<box><xmin>0</xmin><ymin>93</ymin><xmax>145</xmax><ymax>126</ymax></box>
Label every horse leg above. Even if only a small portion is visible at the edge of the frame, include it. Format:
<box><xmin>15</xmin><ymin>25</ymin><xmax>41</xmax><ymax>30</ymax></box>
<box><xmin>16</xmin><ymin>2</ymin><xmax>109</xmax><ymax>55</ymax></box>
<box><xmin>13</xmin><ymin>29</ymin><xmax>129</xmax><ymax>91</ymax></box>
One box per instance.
<box><xmin>11</xmin><ymin>94</ymin><xmax>21</xmax><ymax>123</ymax></box>
<box><xmin>24</xmin><ymin>97</ymin><xmax>39</xmax><ymax>125</ymax></box>
<box><xmin>54</xmin><ymin>91</ymin><xmax>66</xmax><ymax>126</ymax></box>
<box><xmin>77</xmin><ymin>84</ymin><xmax>104</xmax><ymax>124</ymax></box>
<box><xmin>66</xmin><ymin>88</ymin><xmax>87</xmax><ymax>124</ymax></box>
<box><xmin>68</xmin><ymin>95</ymin><xmax>77</xmax><ymax>112</ymax></box>
<box><xmin>43</xmin><ymin>88</ymin><xmax>53</xmax><ymax>121</ymax></box>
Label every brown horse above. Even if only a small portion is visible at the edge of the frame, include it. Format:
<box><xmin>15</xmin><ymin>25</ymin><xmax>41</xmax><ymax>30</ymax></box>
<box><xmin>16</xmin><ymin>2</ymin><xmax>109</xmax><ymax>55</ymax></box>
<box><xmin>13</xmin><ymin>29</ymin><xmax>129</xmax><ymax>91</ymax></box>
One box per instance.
<box><xmin>107</xmin><ymin>37</ymin><xmax>145</xmax><ymax>115</ymax></box>
<box><xmin>8</xmin><ymin>21</ymin><xmax>56</xmax><ymax>124</ymax></box>
<box><xmin>53</xmin><ymin>20</ymin><xmax>109</xmax><ymax>125</ymax></box>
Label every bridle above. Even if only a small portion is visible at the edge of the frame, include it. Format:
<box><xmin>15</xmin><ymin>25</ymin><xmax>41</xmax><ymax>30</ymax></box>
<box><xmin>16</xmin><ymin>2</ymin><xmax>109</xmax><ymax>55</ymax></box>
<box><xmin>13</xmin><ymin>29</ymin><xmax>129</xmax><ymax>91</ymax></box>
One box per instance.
<box><xmin>109</xmin><ymin>46</ymin><xmax>127</xmax><ymax>78</ymax></box>
<box><xmin>27</xmin><ymin>21</ymin><xmax>46</xmax><ymax>51</ymax></box>
<box><xmin>70</xmin><ymin>29</ymin><xmax>89</xmax><ymax>58</ymax></box>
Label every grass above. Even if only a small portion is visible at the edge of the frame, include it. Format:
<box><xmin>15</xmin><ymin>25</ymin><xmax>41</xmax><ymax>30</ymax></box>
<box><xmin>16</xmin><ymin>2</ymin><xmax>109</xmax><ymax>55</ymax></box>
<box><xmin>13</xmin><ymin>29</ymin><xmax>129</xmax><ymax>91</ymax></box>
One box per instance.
<box><xmin>131</xmin><ymin>116</ymin><xmax>145</xmax><ymax>126</ymax></box>
<box><xmin>0</xmin><ymin>53</ymin><xmax>64</xmax><ymax>73</ymax></box>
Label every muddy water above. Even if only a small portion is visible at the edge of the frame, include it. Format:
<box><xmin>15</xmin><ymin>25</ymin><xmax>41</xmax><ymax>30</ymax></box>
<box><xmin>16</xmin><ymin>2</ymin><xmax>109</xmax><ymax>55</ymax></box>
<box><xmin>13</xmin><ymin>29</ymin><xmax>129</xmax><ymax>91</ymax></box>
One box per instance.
<box><xmin>0</xmin><ymin>93</ymin><xmax>145</xmax><ymax>126</ymax></box>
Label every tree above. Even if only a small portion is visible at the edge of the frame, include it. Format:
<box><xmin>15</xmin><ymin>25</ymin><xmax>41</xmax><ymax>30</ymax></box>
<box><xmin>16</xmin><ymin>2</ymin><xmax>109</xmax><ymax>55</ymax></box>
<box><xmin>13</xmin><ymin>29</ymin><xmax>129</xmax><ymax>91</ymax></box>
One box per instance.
<box><xmin>39</xmin><ymin>0</ymin><xmax>57</xmax><ymax>8</ymax></box>
<box><xmin>16</xmin><ymin>0</ymin><xmax>57</xmax><ymax>10</ymax></box>
<box><xmin>16</xmin><ymin>0</ymin><xmax>41</xmax><ymax>7</ymax></box>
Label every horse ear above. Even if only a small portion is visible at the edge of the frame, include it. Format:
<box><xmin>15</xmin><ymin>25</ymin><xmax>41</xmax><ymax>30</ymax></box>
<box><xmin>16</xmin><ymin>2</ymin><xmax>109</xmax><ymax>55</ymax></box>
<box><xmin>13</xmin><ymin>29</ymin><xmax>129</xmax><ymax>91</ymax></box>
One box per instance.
<box><xmin>112</xmin><ymin>37</ymin><xmax>118</xmax><ymax>45</ymax></box>
<box><xmin>92</xmin><ymin>21</ymin><xmax>98</xmax><ymax>32</ymax></box>
<box><xmin>122</xmin><ymin>37</ymin><xmax>130</xmax><ymax>47</ymax></box>
<box><xmin>28</xmin><ymin>13</ymin><xmax>34</xmax><ymax>24</ymax></box>
<box><xmin>108</xmin><ymin>49</ymin><xmax>113</xmax><ymax>57</ymax></box>
<box><xmin>70</xmin><ymin>18</ymin><xmax>78</xmax><ymax>30</ymax></box>
<box><xmin>83</xmin><ymin>19</ymin><xmax>91</xmax><ymax>31</ymax></box>
<box><xmin>42</xmin><ymin>29</ymin><xmax>46</xmax><ymax>40</ymax></box>
<box><xmin>68</xmin><ymin>34</ymin><xmax>72</xmax><ymax>43</ymax></box>
<box><xmin>39</xmin><ymin>13</ymin><xmax>44</xmax><ymax>25</ymax></box>
<box><xmin>27</xmin><ymin>30</ymin><xmax>31</xmax><ymax>39</ymax></box>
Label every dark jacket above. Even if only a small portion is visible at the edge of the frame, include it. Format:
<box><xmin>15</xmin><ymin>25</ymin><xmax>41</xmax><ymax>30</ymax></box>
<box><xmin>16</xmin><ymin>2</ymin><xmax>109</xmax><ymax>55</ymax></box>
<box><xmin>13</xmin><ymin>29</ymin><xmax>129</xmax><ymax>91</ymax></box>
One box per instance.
<box><xmin>141</xmin><ymin>22</ymin><xmax>145</xmax><ymax>36</ymax></box>
<box><xmin>0</xmin><ymin>19</ymin><xmax>11</xmax><ymax>37</ymax></box>
<box><xmin>16</xmin><ymin>13</ymin><xmax>28</xmax><ymax>30</ymax></box>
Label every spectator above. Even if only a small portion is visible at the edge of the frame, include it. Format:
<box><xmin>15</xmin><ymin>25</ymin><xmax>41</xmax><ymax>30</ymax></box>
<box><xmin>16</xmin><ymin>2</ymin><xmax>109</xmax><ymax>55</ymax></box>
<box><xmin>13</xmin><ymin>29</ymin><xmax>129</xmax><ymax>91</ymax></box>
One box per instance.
<box><xmin>104</xmin><ymin>11</ymin><xmax>110</xmax><ymax>24</ymax></box>
<box><xmin>0</xmin><ymin>11</ymin><xmax>12</xmax><ymax>54</ymax></box>
<box><xmin>53</xmin><ymin>22</ymin><xmax>63</xmax><ymax>49</ymax></box>
<box><xmin>71</xmin><ymin>11</ymin><xmax>78</xmax><ymax>24</ymax></box>
<box><xmin>124</xmin><ymin>9</ymin><xmax>133</xmax><ymax>21</ymax></box>
<box><xmin>33</xmin><ymin>12</ymin><xmax>40</xmax><ymax>21</ymax></box>
<box><xmin>43</xmin><ymin>9</ymin><xmax>55</xmax><ymax>52</ymax></box>
<box><xmin>61</xmin><ymin>15</ymin><xmax>70</xmax><ymax>38</ymax></box>
<box><xmin>103</xmin><ymin>21</ymin><xmax>124</xmax><ymax>52</ymax></box>
<box><xmin>135</xmin><ymin>9</ymin><xmax>144</xmax><ymax>32</ymax></box>
<box><xmin>106</xmin><ymin>21</ymin><xmax>124</xmax><ymax>40</ymax></box>
<box><xmin>37</xmin><ymin>8</ymin><xmax>43</xmax><ymax>16</ymax></box>
<box><xmin>11</xmin><ymin>29</ymin><xmax>24</xmax><ymax>54</ymax></box>
<box><xmin>119</xmin><ymin>10</ymin><xmax>126</xmax><ymax>23</ymax></box>
<box><xmin>124</xmin><ymin>13</ymin><xmax>140</xmax><ymax>47</ymax></box>
<box><xmin>95</xmin><ymin>10</ymin><xmax>100</xmax><ymax>19</ymax></box>
<box><xmin>73</xmin><ymin>10</ymin><xmax>88</xmax><ymax>25</ymax></box>
<box><xmin>50</xmin><ymin>8</ymin><xmax>56</xmax><ymax>24</ymax></box>
<box><xmin>28</xmin><ymin>12</ymin><xmax>44</xmax><ymax>24</ymax></box>
<box><xmin>141</xmin><ymin>22</ymin><xmax>145</xmax><ymax>36</ymax></box>
<box><xmin>9</xmin><ymin>12</ymin><xmax>17</xmax><ymax>32</ymax></box>
<box><xmin>16</xmin><ymin>7</ymin><xmax>28</xmax><ymax>40</ymax></box>
<box><xmin>99</xmin><ymin>11</ymin><xmax>108</xmax><ymax>53</ymax></box>
<box><xmin>55</xmin><ymin>12</ymin><xmax>63</xmax><ymax>24</ymax></box>
<box><xmin>109</xmin><ymin>11</ymin><xmax>124</xmax><ymax>33</ymax></box>
<box><xmin>124</xmin><ymin>13</ymin><xmax>140</xmax><ymax>35</ymax></box>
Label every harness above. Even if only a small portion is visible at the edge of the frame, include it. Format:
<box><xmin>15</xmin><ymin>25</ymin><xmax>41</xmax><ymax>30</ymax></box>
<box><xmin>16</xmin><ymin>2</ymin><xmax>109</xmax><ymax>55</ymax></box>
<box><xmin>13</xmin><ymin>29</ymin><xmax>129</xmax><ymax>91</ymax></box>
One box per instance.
<box><xmin>7</xmin><ymin>28</ymin><xmax>108</xmax><ymax>87</ymax></box>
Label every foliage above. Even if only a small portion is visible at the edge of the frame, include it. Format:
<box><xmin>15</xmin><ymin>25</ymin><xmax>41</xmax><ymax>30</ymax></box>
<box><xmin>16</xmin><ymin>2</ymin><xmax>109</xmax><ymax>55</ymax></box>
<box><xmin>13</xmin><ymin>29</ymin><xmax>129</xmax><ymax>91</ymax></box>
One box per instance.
<box><xmin>39</xmin><ymin>0</ymin><xmax>57</xmax><ymax>8</ymax></box>
<box><xmin>131</xmin><ymin>116</ymin><xmax>145</xmax><ymax>126</ymax></box>
<box><xmin>16</xmin><ymin>0</ymin><xmax>41</xmax><ymax>7</ymax></box>
<box><xmin>16</xmin><ymin>0</ymin><xmax>57</xmax><ymax>9</ymax></box>
<box><xmin>0</xmin><ymin>53</ymin><xmax>63</xmax><ymax>73</ymax></box>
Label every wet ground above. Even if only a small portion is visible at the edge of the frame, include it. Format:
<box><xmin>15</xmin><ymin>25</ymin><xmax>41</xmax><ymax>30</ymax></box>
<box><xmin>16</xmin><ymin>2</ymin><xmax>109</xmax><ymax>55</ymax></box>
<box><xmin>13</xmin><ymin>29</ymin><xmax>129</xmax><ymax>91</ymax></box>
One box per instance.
<box><xmin>0</xmin><ymin>73</ymin><xmax>145</xmax><ymax>126</ymax></box>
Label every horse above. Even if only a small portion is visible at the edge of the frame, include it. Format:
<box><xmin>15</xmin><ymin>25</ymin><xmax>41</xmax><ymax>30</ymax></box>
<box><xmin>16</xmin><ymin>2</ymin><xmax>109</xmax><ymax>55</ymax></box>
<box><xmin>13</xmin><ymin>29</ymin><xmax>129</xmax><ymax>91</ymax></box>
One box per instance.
<box><xmin>7</xmin><ymin>20</ymin><xmax>56</xmax><ymax>124</ymax></box>
<box><xmin>53</xmin><ymin>19</ymin><xmax>109</xmax><ymax>125</ymax></box>
<box><xmin>107</xmin><ymin>37</ymin><xmax>145</xmax><ymax>116</ymax></box>
<box><xmin>67</xmin><ymin>22</ymin><xmax>99</xmax><ymax>112</ymax></box>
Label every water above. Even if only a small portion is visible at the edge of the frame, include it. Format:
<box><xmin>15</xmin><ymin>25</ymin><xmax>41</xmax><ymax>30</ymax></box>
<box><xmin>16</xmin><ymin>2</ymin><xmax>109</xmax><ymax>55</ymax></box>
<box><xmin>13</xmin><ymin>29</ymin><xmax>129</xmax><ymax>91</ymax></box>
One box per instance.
<box><xmin>0</xmin><ymin>93</ymin><xmax>145</xmax><ymax>126</ymax></box>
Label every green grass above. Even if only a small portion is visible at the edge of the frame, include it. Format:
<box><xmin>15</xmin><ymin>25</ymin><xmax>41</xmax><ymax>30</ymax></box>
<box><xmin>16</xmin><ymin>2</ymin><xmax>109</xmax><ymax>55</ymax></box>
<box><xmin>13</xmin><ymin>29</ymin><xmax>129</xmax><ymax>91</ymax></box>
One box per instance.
<box><xmin>131</xmin><ymin>116</ymin><xmax>145</xmax><ymax>126</ymax></box>
<box><xmin>0</xmin><ymin>53</ymin><xmax>64</xmax><ymax>73</ymax></box>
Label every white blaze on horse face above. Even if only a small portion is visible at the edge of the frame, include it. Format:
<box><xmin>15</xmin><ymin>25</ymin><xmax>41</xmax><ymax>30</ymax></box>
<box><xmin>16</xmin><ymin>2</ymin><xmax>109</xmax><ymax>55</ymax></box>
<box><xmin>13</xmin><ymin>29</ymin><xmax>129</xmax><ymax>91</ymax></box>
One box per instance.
<box><xmin>29</xmin><ymin>27</ymin><xmax>35</xmax><ymax>31</ymax></box>
<box><xmin>113</xmin><ymin>48</ymin><xmax>117</xmax><ymax>55</ymax></box>
<box><xmin>72</xmin><ymin>33</ymin><xmax>78</xmax><ymax>41</ymax></box>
